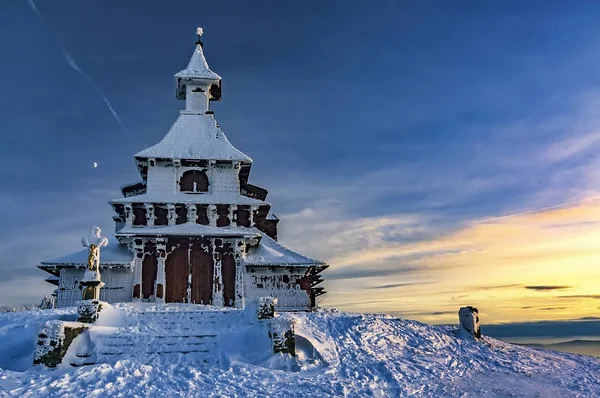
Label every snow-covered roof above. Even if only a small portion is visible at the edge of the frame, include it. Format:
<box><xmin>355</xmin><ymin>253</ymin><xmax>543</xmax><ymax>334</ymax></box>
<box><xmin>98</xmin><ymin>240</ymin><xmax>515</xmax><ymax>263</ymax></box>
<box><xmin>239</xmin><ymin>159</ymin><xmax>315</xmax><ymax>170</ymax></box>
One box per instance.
<box><xmin>115</xmin><ymin>223</ymin><xmax>261</xmax><ymax>238</ymax></box>
<box><xmin>244</xmin><ymin>233</ymin><xmax>325</xmax><ymax>267</ymax></box>
<box><xmin>39</xmin><ymin>239</ymin><xmax>133</xmax><ymax>267</ymax></box>
<box><xmin>174</xmin><ymin>44</ymin><xmax>221</xmax><ymax>82</ymax></box>
<box><xmin>135</xmin><ymin>113</ymin><xmax>251</xmax><ymax>162</ymax></box>
<box><xmin>110</xmin><ymin>191</ymin><xmax>267</xmax><ymax>206</ymax></box>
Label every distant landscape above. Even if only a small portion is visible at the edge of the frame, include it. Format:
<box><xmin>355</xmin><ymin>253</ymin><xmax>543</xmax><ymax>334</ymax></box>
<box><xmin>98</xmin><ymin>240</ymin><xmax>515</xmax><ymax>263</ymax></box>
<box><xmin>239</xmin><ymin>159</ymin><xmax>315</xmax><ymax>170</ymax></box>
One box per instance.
<box><xmin>511</xmin><ymin>338</ymin><xmax>600</xmax><ymax>358</ymax></box>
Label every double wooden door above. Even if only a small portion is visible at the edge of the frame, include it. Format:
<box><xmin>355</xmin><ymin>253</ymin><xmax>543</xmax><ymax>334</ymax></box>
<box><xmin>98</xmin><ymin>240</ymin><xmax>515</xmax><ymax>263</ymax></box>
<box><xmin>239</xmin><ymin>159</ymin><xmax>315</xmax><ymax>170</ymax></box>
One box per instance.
<box><xmin>165</xmin><ymin>239</ymin><xmax>214</xmax><ymax>304</ymax></box>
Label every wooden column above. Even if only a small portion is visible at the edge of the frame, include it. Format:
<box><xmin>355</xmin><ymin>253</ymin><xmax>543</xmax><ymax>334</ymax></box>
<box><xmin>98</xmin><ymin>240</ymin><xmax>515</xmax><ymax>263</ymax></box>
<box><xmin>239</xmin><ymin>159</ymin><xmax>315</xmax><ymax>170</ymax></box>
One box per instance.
<box><xmin>167</xmin><ymin>204</ymin><xmax>176</xmax><ymax>226</ymax></box>
<box><xmin>145</xmin><ymin>204</ymin><xmax>154</xmax><ymax>227</ymax></box>
<box><xmin>212</xmin><ymin>238</ymin><xmax>223</xmax><ymax>307</ymax></box>
<box><xmin>124</xmin><ymin>204</ymin><xmax>133</xmax><ymax>227</ymax></box>
<box><xmin>208</xmin><ymin>205</ymin><xmax>217</xmax><ymax>227</ymax></box>
<box><xmin>249</xmin><ymin>206</ymin><xmax>255</xmax><ymax>226</ymax></box>
<box><xmin>132</xmin><ymin>238</ymin><xmax>144</xmax><ymax>300</ymax></box>
<box><xmin>155</xmin><ymin>238</ymin><xmax>166</xmax><ymax>302</ymax></box>
<box><xmin>233</xmin><ymin>239</ymin><xmax>246</xmax><ymax>309</ymax></box>
<box><xmin>187</xmin><ymin>204</ymin><xmax>197</xmax><ymax>224</ymax></box>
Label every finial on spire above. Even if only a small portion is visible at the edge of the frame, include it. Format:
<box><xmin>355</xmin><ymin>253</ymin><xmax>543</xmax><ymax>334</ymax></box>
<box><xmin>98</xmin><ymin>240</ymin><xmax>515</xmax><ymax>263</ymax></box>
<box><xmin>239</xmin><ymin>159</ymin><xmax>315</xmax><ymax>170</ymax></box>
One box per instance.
<box><xmin>196</xmin><ymin>27</ymin><xmax>204</xmax><ymax>47</ymax></box>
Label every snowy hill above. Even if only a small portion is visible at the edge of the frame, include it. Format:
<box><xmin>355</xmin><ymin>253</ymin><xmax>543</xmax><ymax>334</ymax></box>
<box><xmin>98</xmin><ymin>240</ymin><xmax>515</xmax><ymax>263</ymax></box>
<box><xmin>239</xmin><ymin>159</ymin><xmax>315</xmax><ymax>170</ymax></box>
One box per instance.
<box><xmin>0</xmin><ymin>304</ymin><xmax>599</xmax><ymax>397</ymax></box>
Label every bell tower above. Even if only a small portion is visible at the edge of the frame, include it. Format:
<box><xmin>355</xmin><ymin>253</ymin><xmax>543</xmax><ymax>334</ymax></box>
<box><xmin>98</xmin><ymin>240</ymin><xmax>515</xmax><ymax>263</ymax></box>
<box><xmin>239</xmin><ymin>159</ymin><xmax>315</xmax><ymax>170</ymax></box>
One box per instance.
<box><xmin>175</xmin><ymin>27</ymin><xmax>222</xmax><ymax>114</ymax></box>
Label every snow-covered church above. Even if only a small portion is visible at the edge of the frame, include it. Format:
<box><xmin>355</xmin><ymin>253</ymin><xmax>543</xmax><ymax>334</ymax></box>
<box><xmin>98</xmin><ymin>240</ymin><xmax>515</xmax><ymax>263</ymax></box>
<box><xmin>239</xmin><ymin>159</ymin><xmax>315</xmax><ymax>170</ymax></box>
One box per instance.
<box><xmin>38</xmin><ymin>31</ymin><xmax>328</xmax><ymax>311</ymax></box>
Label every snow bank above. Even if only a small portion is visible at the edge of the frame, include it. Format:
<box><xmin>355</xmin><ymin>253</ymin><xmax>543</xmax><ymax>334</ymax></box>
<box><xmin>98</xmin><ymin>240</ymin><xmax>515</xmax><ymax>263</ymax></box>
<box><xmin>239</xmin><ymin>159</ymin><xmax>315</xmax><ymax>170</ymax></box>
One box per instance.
<box><xmin>0</xmin><ymin>307</ymin><xmax>77</xmax><ymax>372</ymax></box>
<box><xmin>0</xmin><ymin>306</ymin><xmax>599</xmax><ymax>397</ymax></box>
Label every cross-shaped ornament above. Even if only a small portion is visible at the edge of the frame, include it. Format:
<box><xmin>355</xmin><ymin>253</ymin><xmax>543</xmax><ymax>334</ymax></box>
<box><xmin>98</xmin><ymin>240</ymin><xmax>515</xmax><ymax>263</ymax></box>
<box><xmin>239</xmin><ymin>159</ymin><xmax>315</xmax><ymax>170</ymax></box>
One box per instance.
<box><xmin>81</xmin><ymin>226</ymin><xmax>109</xmax><ymax>275</ymax></box>
<box><xmin>196</xmin><ymin>27</ymin><xmax>204</xmax><ymax>47</ymax></box>
<box><xmin>78</xmin><ymin>227</ymin><xmax>108</xmax><ymax>322</ymax></box>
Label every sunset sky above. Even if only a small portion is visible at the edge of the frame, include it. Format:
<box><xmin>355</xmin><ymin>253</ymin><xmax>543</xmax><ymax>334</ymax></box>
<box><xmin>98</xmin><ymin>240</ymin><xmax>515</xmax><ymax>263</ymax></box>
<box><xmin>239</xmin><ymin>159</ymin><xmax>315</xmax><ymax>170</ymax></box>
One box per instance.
<box><xmin>0</xmin><ymin>1</ymin><xmax>599</xmax><ymax>329</ymax></box>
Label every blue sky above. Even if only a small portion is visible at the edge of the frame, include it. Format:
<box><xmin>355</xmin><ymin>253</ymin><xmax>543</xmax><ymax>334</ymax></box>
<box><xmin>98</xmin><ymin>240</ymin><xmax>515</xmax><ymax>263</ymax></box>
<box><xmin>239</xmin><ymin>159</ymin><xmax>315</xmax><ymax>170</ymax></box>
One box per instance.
<box><xmin>1</xmin><ymin>1</ymin><xmax>600</xmax><ymax>334</ymax></box>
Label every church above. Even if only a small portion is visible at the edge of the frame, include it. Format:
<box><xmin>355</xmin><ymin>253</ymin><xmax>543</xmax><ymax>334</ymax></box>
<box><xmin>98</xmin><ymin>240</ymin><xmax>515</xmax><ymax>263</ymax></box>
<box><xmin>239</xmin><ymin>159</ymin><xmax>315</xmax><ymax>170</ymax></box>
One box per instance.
<box><xmin>38</xmin><ymin>30</ymin><xmax>328</xmax><ymax>312</ymax></box>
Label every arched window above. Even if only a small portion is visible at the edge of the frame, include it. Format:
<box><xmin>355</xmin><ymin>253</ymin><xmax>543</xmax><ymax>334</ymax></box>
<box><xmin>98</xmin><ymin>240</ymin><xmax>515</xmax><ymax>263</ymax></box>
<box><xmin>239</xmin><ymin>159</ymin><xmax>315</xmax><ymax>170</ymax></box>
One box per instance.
<box><xmin>179</xmin><ymin>170</ymin><xmax>209</xmax><ymax>193</ymax></box>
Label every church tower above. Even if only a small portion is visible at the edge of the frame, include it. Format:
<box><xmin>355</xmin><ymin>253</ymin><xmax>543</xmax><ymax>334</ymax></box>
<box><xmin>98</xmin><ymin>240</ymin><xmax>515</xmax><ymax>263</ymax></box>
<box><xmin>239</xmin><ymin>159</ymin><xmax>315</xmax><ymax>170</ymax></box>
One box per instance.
<box><xmin>38</xmin><ymin>29</ymin><xmax>327</xmax><ymax>310</ymax></box>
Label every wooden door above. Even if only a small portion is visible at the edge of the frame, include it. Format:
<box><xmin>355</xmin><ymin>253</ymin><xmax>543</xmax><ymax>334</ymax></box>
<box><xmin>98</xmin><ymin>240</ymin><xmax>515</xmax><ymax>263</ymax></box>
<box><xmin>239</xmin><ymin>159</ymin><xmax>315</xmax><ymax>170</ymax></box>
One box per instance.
<box><xmin>142</xmin><ymin>253</ymin><xmax>158</xmax><ymax>299</ymax></box>
<box><xmin>190</xmin><ymin>242</ymin><xmax>214</xmax><ymax>305</ymax></box>
<box><xmin>165</xmin><ymin>240</ymin><xmax>189</xmax><ymax>303</ymax></box>
<box><xmin>222</xmin><ymin>252</ymin><xmax>236</xmax><ymax>307</ymax></box>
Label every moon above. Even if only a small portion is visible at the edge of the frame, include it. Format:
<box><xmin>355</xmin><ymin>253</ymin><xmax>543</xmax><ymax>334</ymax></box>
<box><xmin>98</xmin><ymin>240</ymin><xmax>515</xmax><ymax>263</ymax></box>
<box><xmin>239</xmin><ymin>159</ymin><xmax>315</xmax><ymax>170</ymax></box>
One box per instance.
<box><xmin>93</xmin><ymin>162</ymin><xmax>98</xmax><ymax>168</ymax></box>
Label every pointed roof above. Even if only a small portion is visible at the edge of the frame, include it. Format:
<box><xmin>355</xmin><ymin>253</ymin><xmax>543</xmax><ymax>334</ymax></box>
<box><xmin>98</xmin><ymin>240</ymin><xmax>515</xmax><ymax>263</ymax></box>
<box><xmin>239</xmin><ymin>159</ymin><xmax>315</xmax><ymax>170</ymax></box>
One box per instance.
<box><xmin>39</xmin><ymin>239</ymin><xmax>133</xmax><ymax>268</ymax></box>
<box><xmin>244</xmin><ymin>232</ymin><xmax>326</xmax><ymax>267</ymax></box>
<box><xmin>175</xmin><ymin>44</ymin><xmax>221</xmax><ymax>82</ymax></box>
<box><xmin>135</xmin><ymin>113</ymin><xmax>252</xmax><ymax>162</ymax></box>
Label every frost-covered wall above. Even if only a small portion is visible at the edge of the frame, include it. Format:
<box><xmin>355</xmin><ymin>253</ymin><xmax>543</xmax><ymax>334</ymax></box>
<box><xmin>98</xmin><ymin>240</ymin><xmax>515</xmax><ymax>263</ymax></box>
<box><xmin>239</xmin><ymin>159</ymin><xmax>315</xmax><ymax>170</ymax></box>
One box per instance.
<box><xmin>144</xmin><ymin>162</ymin><xmax>240</xmax><ymax>197</ymax></box>
<box><xmin>210</xmin><ymin>163</ymin><xmax>239</xmax><ymax>193</ymax></box>
<box><xmin>146</xmin><ymin>165</ymin><xmax>176</xmax><ymax>194</ymax></box>
<box><xmin>57</xmin><ymin>268</ymin><xmax>83</xmax><ymax>307</ymax></box>
<box><xmin>57</xmin><ymin>268</ymin><xmax>134</xmax><ymax>308</ymax></box>
<box><xmin>244</xmin><ymin>267</ymin><xmax>311</xmax><ymax>311</ymax></box>
<box><xmin>100</xmin><ymin>269</ymin><xmax>134</xmax><ymax>304</ymax></box>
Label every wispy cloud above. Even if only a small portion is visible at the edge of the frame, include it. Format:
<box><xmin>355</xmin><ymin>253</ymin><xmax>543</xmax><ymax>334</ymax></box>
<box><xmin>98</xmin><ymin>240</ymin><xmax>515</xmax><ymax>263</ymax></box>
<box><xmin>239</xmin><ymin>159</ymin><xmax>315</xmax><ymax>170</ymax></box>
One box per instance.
<box><xmin>367</xmin><ymin>283</ymin><xmax>425</xmax><ymax>290</ymax></box>
<box><xmin>483</xmin><ymin>284</ymin><xmax>523</xmax><ymax>291</ymax></box>
<box><xmin>326</xmin><ymin>266</ymin><xmax>425</xmax><ymax>281</ymax></box>
<box><xmin>525</xmin><ymin>286</ymin><xmax>573</xmax><ymax>291</ymax></box>
<box><xmin>557</xmin><ymin>295</ymin><xmax>600</xmax><ymax>300</ymax></box>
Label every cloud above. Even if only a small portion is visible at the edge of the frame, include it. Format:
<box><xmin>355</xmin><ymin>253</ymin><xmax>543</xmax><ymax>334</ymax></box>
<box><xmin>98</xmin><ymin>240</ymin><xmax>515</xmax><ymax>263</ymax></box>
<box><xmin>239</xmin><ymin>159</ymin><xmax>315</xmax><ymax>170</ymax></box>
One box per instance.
<box><xmin>483</xmin><ymin>284</ymin><xmax>523</xmax><ymax>291</ymax></box>
<box><xmin>389</xmin><ymin>310</ymin><xmax>457</xmax><ymax>318</ymax></box>
<box><xmin>452</xmin><ymin>294</ymin><xmax>469</xmax><ymax>300</ymax></box>
<box><xmin>544</xmin><ymin>131</ymin><xmax>600</xmax><ymax>163</ymax></box>
<box><xmin>525</xmin><ymin>286</ymin><xmax>573</xmax><ymax>291</ymax></box>
<box><xmin>557</xmin><ymin>295</ymin><xmax>600</xmax><ymax>300</ymax></box>
<box><xmin>367</xmin><ymin>282</ymin><xmax>426</xmax><ymax>290</ymax></box>
<box><xmin>326</xmin><ymin>265</ymin><xmax>425</xmax><ymax>281</ymax></box>
<box><xmin>415</xmin><ymin>311</ymin><xmax>456</xmax><ymax>317</ymax></box>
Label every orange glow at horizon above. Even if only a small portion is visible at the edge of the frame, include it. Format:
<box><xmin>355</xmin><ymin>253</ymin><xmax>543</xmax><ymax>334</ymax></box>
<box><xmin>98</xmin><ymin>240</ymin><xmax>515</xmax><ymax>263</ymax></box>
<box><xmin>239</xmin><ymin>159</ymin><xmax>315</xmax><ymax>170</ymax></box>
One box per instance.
<box><xmin>310</xmin><ymin>200</ymin><xmax>600</xmax><ymax>325</ymax></box>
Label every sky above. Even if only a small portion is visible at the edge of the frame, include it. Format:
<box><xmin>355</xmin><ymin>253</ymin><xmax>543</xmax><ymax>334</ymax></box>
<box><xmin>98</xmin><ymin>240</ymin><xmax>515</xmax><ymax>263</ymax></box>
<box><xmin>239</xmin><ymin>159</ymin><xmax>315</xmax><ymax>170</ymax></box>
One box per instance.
<box><xmin>1</xmin><ymin>1</ymin><xmax>600</xmax><ymax>333</ymax></box>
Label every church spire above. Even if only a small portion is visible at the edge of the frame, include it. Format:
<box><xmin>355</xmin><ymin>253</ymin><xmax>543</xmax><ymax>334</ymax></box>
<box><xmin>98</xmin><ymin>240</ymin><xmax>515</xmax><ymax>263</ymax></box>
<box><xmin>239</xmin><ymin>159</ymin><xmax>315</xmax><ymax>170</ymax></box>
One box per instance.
<box><xmin>174</xmin><ymin>27</ymin><xmax>222</xmax><ymax>111</ymax></box>
<box><xmin>195</xmin><ymin>27</ymin><xmax>204</xmax><ymax>47</ymax></box>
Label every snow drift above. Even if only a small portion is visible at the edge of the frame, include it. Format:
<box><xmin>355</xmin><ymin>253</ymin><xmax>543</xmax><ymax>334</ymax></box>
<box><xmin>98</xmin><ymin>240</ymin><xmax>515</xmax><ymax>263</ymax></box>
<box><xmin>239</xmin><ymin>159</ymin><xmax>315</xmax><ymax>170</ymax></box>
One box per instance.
<box><xmin>0</xmin><ymin>304</ymin><xmax>599</xmax><ymax>397</ymax></box>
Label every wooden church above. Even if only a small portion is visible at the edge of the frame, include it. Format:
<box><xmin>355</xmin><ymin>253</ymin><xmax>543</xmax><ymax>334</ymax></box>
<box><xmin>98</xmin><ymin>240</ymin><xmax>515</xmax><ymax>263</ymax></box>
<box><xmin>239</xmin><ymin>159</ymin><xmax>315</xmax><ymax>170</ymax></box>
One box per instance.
<box><xmin>38</xmin><ymin>30</ymin><xmax>328</xmax><ymax>311</ymax></box>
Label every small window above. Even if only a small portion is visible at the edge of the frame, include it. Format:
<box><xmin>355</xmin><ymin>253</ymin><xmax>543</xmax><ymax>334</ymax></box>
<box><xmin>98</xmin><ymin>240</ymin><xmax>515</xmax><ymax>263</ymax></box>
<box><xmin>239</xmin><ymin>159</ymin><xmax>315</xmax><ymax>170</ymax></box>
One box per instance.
<box><xmin>179</xmin><ymin>170</ymin><xmax>209</xmax><ymax>193</ymax></box>
<box><xmin>154</xmin><ymin>206</ymin><xmax>168</xmax><ymax>226</ymax></box>
<box><xmin>216</xmin><ymin>204</ymin><xmax>230</xmax><ymax>227</ymax></box>
<box><xmin>175</xmin><ymin>204</ymin><xmax>188</xmax><ymax>225</ymax></box>
<box><xmin>132</xmin><ymin>204</ymin><xmax>147</xmax><ymax>226</ymax></box>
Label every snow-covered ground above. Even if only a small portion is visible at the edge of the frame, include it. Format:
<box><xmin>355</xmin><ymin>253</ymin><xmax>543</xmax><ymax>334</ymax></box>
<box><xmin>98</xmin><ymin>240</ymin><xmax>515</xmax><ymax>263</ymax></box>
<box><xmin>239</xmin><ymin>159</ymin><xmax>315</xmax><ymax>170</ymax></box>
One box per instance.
<box><xmin>0</xmin><ymin>304</ymin><xmax>599</xmax><ymax>397</ymax></box>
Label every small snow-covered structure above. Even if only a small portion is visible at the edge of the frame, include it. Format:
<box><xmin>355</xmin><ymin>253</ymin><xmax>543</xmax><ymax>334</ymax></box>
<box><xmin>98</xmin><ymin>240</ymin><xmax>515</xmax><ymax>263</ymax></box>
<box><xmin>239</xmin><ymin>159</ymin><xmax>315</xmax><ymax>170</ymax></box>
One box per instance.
<box><xmin>458</xmin><ymin>306</ymin><xmax>481</xmax><ymax>338</ymax></box>
<box><xmin>37</xmin><ymin>29</ymin><xmax>328</xmax><ymax>311</ymax></box>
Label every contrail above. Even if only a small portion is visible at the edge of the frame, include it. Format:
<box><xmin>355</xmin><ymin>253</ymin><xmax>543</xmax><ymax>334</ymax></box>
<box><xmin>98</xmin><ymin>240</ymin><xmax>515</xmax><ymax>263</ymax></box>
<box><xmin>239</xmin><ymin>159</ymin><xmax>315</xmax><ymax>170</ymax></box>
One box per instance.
<box><xmin>26</xmin><ymin>0</ymin><xmax>135</xmax><ymax>141</ymax></box>
<box><xmin>475</xmin><ymin>195</ymin><xmax>600</xmax><ymax>224</ymax></box>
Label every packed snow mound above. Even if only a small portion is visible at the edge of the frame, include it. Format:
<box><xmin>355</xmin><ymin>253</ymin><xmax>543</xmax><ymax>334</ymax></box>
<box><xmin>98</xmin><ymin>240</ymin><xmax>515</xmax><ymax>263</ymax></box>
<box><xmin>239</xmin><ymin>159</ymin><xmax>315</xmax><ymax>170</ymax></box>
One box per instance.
<box><xmin>0</xmin><ymin>306</ymin><xmax>599</xmax><ymax>397</ymax></box>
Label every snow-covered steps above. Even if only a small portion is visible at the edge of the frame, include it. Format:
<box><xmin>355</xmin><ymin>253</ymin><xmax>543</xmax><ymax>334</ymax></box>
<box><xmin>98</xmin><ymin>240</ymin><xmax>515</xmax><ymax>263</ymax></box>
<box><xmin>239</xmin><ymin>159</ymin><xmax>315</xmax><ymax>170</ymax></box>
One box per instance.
<box><xmin>74</xmin><ymin>332</ymin><xmax>220</xmax><ymax>367</ymax></box>
<box><xmin>67</xmin><ymin>303</ymin><xmax>245</xmax><ymax>367</ymax></box>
